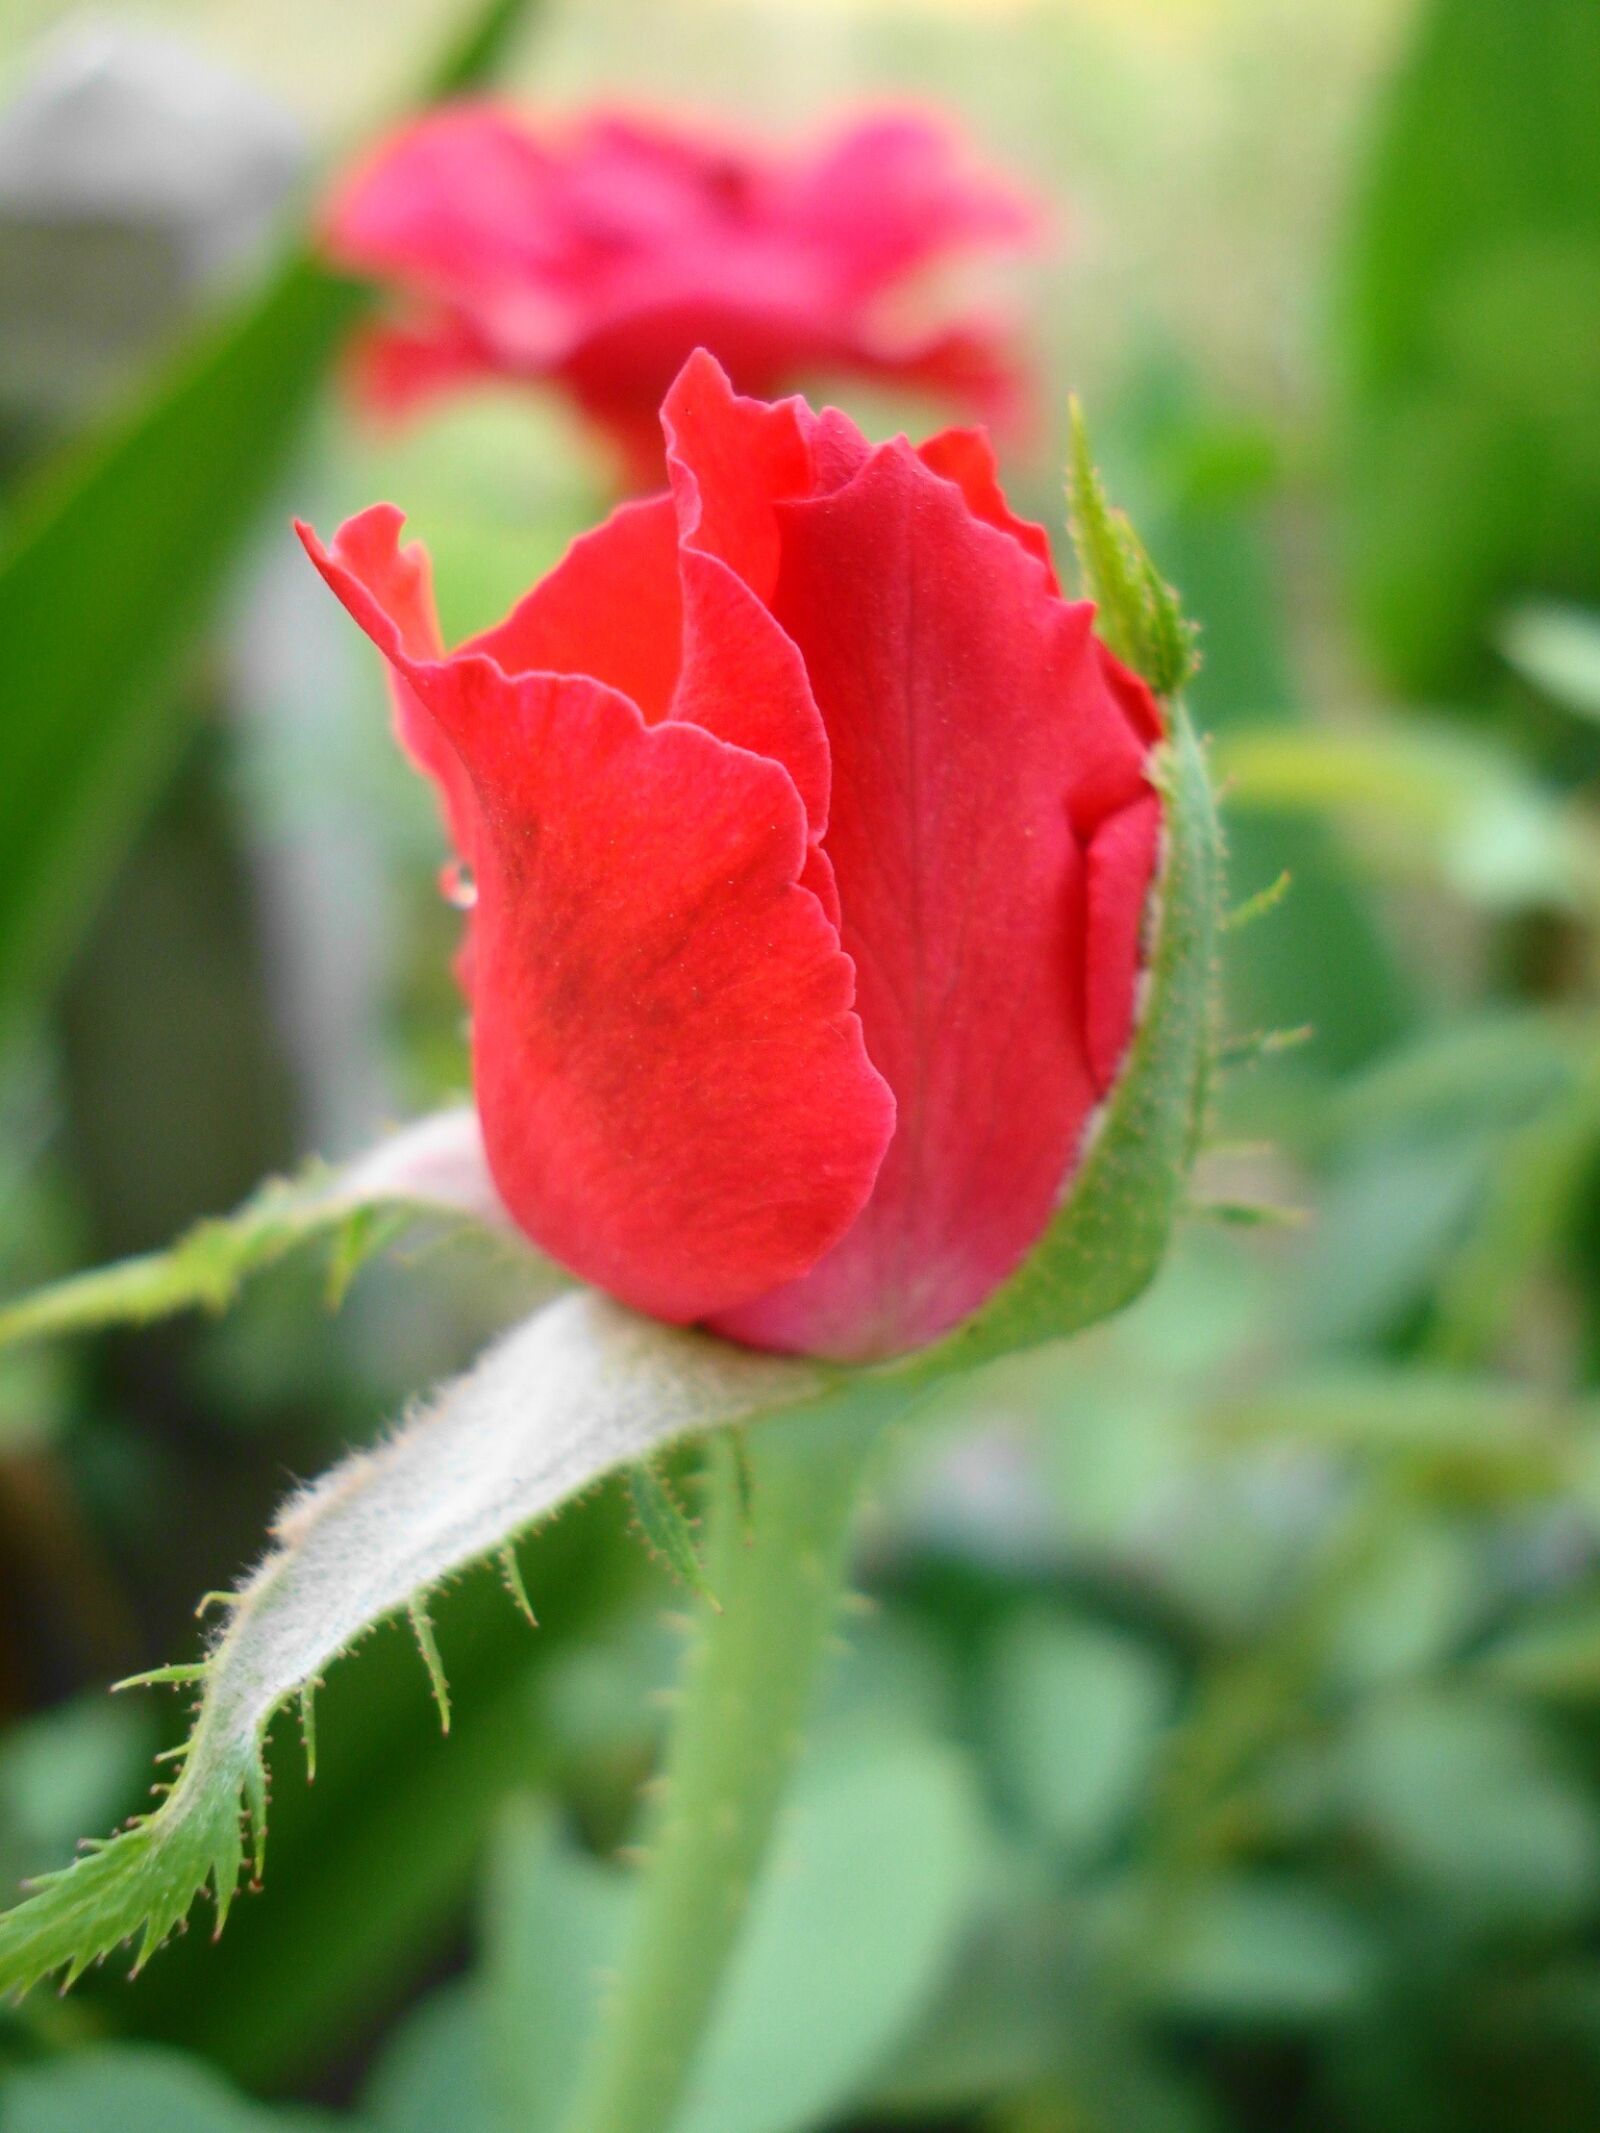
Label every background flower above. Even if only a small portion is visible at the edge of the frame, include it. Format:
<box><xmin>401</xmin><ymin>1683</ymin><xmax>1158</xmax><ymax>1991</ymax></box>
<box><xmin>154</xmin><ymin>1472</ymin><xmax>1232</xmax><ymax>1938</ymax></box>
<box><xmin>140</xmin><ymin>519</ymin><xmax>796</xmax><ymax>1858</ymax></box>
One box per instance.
<box><xmin>324</xmin><ymin>101</ymin><xmax>1041</xmax><ymax>484</ymax></box>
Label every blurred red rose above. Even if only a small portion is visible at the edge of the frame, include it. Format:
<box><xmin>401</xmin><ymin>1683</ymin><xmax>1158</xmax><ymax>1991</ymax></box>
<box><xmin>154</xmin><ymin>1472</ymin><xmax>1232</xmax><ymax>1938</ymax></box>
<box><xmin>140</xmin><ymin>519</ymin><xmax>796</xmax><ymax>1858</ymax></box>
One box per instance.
<box><xmin>323</xmin><ymin>102</ymin><xmax>1042</xmax><ymax>485</ymax></box>
<box><xmin>299</xmin><ymin>353</ymin><xmax>1161</xmax><ymax>1361</ymax></box>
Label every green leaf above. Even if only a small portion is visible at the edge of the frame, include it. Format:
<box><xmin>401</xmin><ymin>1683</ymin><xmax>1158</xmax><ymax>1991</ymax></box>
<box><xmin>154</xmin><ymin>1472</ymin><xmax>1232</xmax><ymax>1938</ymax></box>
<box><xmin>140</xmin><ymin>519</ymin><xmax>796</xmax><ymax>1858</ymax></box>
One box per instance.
<box><xmin>0</xmin><ymin>1107</ymin><xmax>526</xmax><ymax>1354</ymax></box>
<box><xmin>1479</xmin><ymin>1594</ymin><xmax>1600</xmax><ymax>1701</ymax></box>
<box><xmin>1329</xmin><ymin>1010</ymin><xmax>1582</xmax><ymax>1149</ymax></box>
<box><xmin>1327</xmin><ymin>1519</ymin><xmax>1480</xmax><ymax>1690</ymax></box>
<box><xmin>0</xmin><ymin>1694</ymin><xmax>154</xmax><ymax>1898</ymax></box>
<box><xmin>1428</xmin><ymin>1048</ymin><xmax>1600</xmax><ymax>1365</ymax></box>
<box><xmin>987</xmin><ymin>1609</ymin><xmax>1172</xmax><ymax>1862</ymax></box>
<box><xmin>1152</xmin><ymin>1877</ymin><xmax>1375</xmax><ymax>2025</ymax></box>
<box><xmin>0</xmin><ymin>2043</ymin><xmax>341</xmax><ymax>2132</ymax></box>
<box><xmin>0</xmin><ymin>1292</ymin><xmax>825</xmax><ymax>1998</ymax></box>
<box><xmin>675</xmin><ymin>1736</ymin><xmax>983</xmax><ymax>2133</ymax></box>
<box><xmin>1338</xmin><ymin>0</ymin><xmax>1600</xmax><ymax>697</ymax></box>
<box><xmin>0</xmin><ymin>257</ymin><xmax>357</xmax><ymax>1018</ymax></box>
<box><xmin>945</xmin><ymin>698</ymin><xmax>1221</xmax><ymax>1365</ymax></box>
<box><xmin>479</xmin><ymin>1801</ymin><xmax>632</xmax><ymax>2133</ymax></box>
<box><xmin>476</xmin><ymin>1737</ymin><xmax>983</xmax><ymax>2133</ymax></box>
<box><xmin>1337</xmin><ymin>1690</ymin><xmax>1600</xmax><ymax>1926</ymax></box>
<box><xmin>863</xmin><ymin>1902</ymin><xmax>1064</xmax><ymax>2120</ymax></box>
<box><xmin>365</xmin><ymin>1981</ymin><xmax>493</xmax><ymax>2133</ymax></box>
<box><xmin>0</xmin><ymin>0</ymin><xmax>542</xmax><ymax>1020</ymax></box>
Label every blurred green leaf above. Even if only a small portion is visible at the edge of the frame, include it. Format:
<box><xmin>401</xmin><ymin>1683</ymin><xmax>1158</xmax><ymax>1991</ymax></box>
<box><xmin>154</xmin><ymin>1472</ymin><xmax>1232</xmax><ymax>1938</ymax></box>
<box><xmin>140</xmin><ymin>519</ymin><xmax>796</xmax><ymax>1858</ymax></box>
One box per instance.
<box><xmin>1338</xmin><ymin>1691</ymin><xmax>1600</xmax><ymax>1926</ymax></box>
<box><xmin>0</xmin><ymin>1694</ymin><xmax>154</xmax><ymax>1899</ymax></box>
<box><xmin>1329</xmin><ymin>1012</ymin><xmax>1582</xmax><ymax>1151</ymax></box>
<box><xmin>864</xmin><ymin>1892</ymin><xmax>1067</xmax><ymax>2118</ymax></box>
<box><xmin>1428</xmin><ymin>1048</ymin><xmax>1600</xmax><ymax>1364</ymax></box>
<box><xmin>0</xmin><ymin>2044</ymin><xmax>340</xmax><ymax>2131</ymax></box>
<box><xmin>0</xmin><ymin>0</ymin><xmax>541</xmax><ymax>1023</ymax></box>
<box><xmin>0</xmin><ymin>258</ymin><xmax>359</xmax><ymax>1023</ymax></box>
<box><xmin>1213</xmin><ymin>1367</ymin><xmax>1576</xmax><ymax>1492</ymax></box>
<box><xmin>987</xmin><ymin>1608</ymin><xmax>1173</xmax><ymax>1862</ymax></box>
<box><xmin>1340</xmin><ymin>0</ymin><xmax>1600</xmax><ymax>696</ymax></box>
<box><xmin>1480</xmin><ymin>1595</ymin><xmax>1600</xmax><ymax>1703</ymax></box>
<box><xmin>675</xmin><ymin>1735</ymin><xmax>983</xmax><ymax>2133</ymax></box>
<box><xmin>1326</xmin><ymin>1519</ymin><xmax>1481</xmax><ymax>1689</ymax></box>
<box><xmin>1152</xmin><ymin>1877</ymin><xmax>1376</xmax><ymax>2024</ymax></box>
<box><xmin>478</xmin><ymin>1800</ymin><xmax>631</xmax><ymax>2133</ymax></box>
<box><xmin>1290</xmin><ymin>1142</ymin><xmax>1488</xmax><ymax>1349</ymax></box>
<box><xmin>364</xmin><ymin>1980</ymin><xmax>491</xmax><ymax>2133</ymax></box>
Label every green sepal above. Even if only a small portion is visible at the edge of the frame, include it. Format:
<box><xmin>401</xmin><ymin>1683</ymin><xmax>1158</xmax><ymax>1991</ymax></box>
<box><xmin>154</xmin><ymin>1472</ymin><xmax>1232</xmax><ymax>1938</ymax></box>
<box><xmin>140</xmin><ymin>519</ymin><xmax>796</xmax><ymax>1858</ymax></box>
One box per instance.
<box><xmin>628</xmin><ymin>1458</ymin><xmax>721</xmax><ymax>1611</ymax></box>
<box><xmin>1066</xmin><ymin>398</ymin><xmax>1200</xmax><ymax>698</ymax></box>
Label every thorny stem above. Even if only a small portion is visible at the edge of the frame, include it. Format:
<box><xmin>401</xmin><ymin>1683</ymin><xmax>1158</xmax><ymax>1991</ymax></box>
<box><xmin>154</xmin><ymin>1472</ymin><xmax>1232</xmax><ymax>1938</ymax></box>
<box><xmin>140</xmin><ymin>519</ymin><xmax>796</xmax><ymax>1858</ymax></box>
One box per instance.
<box><xmin>557</xmin><ymin>1375</ymin><xmax>906</xmax><ymax>2133</ymax></box>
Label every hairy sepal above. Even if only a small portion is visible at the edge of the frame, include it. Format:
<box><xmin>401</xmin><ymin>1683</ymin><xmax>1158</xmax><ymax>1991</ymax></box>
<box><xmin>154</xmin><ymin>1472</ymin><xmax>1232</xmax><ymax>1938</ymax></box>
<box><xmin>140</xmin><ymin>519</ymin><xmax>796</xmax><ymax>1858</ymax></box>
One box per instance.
<box><xmin>938</xmin><ymin>698</ymin><xmax>1222</xmax><ymax>1365</ymax></box>
<box><xmin>0</xmin><ymin>1291</ymin><xmax>823</xmax><ymax>1998</ymax></box>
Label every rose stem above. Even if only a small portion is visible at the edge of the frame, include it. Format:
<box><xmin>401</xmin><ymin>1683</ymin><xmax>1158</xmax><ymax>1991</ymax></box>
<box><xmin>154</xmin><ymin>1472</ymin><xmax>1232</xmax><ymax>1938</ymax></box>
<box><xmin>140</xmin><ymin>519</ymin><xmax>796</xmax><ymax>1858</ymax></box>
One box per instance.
<box><xmin>557</xmin><ymin>1374</ymin><xmax>906</xmax><ymax>2133</ymax></box>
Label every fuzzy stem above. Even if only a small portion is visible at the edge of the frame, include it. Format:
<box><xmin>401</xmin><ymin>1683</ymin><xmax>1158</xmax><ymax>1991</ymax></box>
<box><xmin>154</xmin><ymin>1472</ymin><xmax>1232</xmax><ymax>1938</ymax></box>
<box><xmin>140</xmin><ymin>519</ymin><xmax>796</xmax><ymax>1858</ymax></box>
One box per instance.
<box><xmin>558</xmin><ymin>1376</ymin><xmax>901</xmax><ymax>2133</ymax></box>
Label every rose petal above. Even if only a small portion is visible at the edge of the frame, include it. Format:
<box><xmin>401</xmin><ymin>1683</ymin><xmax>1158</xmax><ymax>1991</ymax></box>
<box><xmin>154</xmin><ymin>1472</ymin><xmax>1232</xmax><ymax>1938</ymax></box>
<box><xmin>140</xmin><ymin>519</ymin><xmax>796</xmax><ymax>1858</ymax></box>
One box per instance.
<box><xmin>714</xmin><ymin>439</ymin><xmax>1142</xmax><ymax>1359</ymax></box>
<box><xmin>916</xmin><ymin>426</ymin><xmax>1058</xmax><ymax>584</ymax></box>
<box><xmin>299</xmin><ymin>511</ymin><xmax>894</xmax><ymax>1324</ymax></box>
<box><xmin>663</xmin><ymin>347</ymin><xmax>812</xmax><ymax>597</ymax></box>
<box><xmin>464</xmin><ymin>495</ymin><xmax>682</xmax><ymax>721</ymax></box>
<box><xmin>673</xmin><ymin>548</ymin><xmax>831</xmax><ymax>834</ymax></box>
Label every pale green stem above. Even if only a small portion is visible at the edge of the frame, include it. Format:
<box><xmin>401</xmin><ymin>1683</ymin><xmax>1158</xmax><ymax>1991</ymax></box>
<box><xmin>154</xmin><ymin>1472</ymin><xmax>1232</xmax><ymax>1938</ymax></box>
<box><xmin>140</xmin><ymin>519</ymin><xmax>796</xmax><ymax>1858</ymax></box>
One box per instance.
<box><xmin>557</xmin><ymin>1375</ymin><xmax>906</xmax><ymax>2133</ymax></box>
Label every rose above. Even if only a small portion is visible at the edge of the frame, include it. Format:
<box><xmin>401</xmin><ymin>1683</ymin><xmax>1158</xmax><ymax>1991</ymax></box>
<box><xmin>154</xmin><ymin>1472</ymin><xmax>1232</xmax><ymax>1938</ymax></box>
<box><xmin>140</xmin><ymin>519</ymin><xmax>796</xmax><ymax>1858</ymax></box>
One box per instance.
<box><xmin>299</xmin><ymin>351</ymin><xmax>1163</xmax><ymax>1362</ymax></box>
<box><xmin>322</xmin><ymin>102</ymin><xmax>1041</xmax><ymax>485</ymax></box>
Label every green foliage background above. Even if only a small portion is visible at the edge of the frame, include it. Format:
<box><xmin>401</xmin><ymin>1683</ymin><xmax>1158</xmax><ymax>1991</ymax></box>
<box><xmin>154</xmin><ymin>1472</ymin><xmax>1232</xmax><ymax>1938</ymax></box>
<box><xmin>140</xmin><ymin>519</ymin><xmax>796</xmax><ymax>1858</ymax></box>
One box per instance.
<box><xmin>3</xmin><ymin>0</ymin><xmax>1600</xmax><ymax>2129</ymax></box>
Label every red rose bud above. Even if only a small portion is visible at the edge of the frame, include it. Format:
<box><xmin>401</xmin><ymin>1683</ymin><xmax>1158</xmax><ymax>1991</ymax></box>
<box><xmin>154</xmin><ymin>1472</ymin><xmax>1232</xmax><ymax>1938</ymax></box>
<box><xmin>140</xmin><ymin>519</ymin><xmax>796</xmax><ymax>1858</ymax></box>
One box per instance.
<box><xmin>322</xmin><ymin>102</ymin><xmax>1041</xmax><ymax>485</ymax></box>
<box><xmin>299</xmin><ymin>353</ymin><xmax>1165</xmax><ymax>1362</ymax></box>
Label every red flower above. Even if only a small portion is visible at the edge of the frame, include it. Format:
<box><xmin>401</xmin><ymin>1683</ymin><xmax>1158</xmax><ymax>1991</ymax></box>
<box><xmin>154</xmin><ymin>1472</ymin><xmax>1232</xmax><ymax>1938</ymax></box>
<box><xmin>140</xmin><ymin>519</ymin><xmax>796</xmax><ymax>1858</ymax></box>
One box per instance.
<box><xmin>299</xmin><ymin>354</ymin><xmax>1162</xmax><ymax>1361</ymax></box>
<box><xmin>323</xmin><ymin>102</ymin><xmax>1041</xmax><ymax>485</ymax></box>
